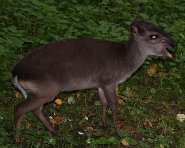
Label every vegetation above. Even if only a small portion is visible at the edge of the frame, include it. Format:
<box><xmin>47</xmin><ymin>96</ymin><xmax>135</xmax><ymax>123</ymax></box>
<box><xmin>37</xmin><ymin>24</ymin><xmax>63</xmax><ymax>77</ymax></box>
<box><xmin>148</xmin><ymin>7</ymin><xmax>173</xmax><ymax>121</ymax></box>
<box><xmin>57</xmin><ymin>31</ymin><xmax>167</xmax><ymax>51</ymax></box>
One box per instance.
<box><xmin>0</xmin><ymin>0</ymin><xmax>184</xmax><ymax>147</ymax></box>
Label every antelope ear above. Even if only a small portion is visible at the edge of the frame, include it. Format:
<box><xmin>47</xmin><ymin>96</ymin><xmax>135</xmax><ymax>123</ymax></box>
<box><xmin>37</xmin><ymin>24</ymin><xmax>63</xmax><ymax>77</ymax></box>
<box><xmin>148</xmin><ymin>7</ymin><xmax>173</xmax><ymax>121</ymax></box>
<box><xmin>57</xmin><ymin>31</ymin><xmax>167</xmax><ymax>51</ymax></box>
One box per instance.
<box><xmin>130</xmin><ymin>21</ymin><xmax>145</xmax><ymax>37</ymax></box>
<box><xmin>130</xmin><ymin>24</ymin><xmax>139</xmax><ymax>37</ymax></box>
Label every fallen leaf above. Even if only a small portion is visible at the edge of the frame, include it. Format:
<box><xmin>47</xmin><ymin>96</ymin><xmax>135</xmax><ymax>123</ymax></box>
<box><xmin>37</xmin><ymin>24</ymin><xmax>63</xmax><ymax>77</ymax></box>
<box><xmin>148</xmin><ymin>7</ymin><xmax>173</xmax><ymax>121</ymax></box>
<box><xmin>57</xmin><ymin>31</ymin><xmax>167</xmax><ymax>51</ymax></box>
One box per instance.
<box><xmin>78</xmin><ymin>131</ymin><xmax>84</xmax><ymax>135</ymax></box>
<box><xmin>158</xmin><ymin>71</ymin><xmax>171</xmax><ymax>77</ymax></box>
<box><xmin>85</xmin><ymin>115</ymin><xmax>88</xmax><ymax>120</ymax></box>
<box><xmin>54</xmin><ymin>98</ymin><xmax>63</xmax><ymax>105</ymax></box>
<box><xmin>15</xmin><ymin>91</ymin><xmax>22</xmax><ymax>99</ymax></box>
<box><xmin>85</xmin><ymin>127</ymin><xmax>94</xmax><ymax>136</ymax></box>
<box><xmin>92</xmin><ymin>129</ymin><xmax>104</xmax><ymax>136</ymax></box>
<box><xmin>49</xmin><ymin>116</ymin><xmax>66</xmax><ymax>125</ymax></box>
<box><xmin>176</xmin><ymin>114</ymin><xmax>185</xmax><ymax>122</ymax></box>
<box><xmin>76</xmin><ymin>92</ymin><xmax>81</xmax><ymax>99</ymax></box>
<box><xmin>94</xmin><ymin>100</ymin><xmax>101</xmax><ymax>106</ymax></box>
<box><xmin>144</xmin><ymin>119</ymin><xmax>153</xmax><ymax>127</ymax></box>
<box><xmin>85</xmin><ymin>127</ymin><xmax>103</xmax><ymax>136</ymax></box>
<box><xmin>86</xmin><ymin>127</ymin><xmax>94</xmax><ymax>133</ymax></box>
<box><xmin>23</xmin><ymin>119</ymin><xmax>31</xmax><ymax>129</ymax></box>
<box><xmin>121</xmin><ymin>138</ymin><xmax>129</xmax><ymax>146</ymax></box>
<box><xmin>147</xmin><ymin>63</ymin><xmax>157</xmax><ymax>76</ymax></box>
<box><xmin>67</xmin><ymin>96</ymin><xmax>75</xmax><ymax>104</ymax></box>
<box><xmin>160</xmin><ymin>144</ymin><xmax>165</xmax><ymax>148</ymax></box>
<box><xmin>118</xmin><ymin>99</ymin><xmax>124</xmax><ymax>105</ymax></box>
<box><xmin>127</xmin><ymin>87</ymin><xmax>136</xmax><ymax>94</ymax></box>
<box><xmin>122</xmin><ymin>87</ymin><xmax>135</xmax><ymax>97</ymax></box>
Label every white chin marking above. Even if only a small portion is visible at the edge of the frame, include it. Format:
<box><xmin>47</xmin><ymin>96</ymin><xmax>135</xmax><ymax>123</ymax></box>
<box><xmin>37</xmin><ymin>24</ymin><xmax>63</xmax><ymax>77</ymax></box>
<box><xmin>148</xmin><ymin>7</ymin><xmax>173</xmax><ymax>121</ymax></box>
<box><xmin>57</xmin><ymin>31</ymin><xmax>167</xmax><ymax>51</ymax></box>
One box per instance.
<box><xmin>166</xmin><ymin>52</ymin><xmax>172</xmax><ymax>58</ymax></box>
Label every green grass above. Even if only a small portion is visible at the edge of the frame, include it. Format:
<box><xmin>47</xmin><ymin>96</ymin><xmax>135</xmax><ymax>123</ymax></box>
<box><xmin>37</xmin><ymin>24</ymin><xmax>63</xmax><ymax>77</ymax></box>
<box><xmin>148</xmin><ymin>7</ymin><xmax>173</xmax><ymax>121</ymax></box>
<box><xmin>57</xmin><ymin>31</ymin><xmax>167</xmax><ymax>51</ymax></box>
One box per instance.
<box><xmin>0</xmin><ymin>0</ymin><xmax>185</xmax><ymax>147</ymax></box>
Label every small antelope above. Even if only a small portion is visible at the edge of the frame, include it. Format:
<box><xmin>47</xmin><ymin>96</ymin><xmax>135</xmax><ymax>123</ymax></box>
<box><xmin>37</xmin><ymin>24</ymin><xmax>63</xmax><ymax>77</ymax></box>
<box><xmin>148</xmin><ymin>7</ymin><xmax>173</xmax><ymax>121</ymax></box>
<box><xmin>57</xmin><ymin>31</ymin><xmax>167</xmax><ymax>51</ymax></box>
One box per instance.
<box><xmin>12</xmin><ymin>20</ymin><xmax>176</xmax><ymax>135</ymax></box>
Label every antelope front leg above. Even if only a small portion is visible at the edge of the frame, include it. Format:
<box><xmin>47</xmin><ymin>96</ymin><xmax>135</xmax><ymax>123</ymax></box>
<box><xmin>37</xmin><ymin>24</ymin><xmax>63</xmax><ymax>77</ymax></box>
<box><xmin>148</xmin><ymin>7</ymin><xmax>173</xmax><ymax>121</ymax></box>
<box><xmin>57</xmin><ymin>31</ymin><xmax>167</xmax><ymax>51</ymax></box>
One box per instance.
<box><xmin>101</xmin><ymin>84</ymin><xmax>118</xmax><ymax>130</ymax></box>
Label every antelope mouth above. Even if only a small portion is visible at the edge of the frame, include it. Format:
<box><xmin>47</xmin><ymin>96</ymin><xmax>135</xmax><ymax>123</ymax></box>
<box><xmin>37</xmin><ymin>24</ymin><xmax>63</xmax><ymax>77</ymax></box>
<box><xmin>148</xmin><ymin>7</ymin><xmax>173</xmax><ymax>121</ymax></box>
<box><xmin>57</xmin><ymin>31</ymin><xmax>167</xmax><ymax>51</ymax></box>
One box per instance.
<box><xmin>162</xmin><ymin>44</ymin><xmax>173</xmax><ymax>58</ymax></box>
<box><xmin>161</xmin><ymin>39</ymin><xmax>176</xmax><ymax>58</ymax></box>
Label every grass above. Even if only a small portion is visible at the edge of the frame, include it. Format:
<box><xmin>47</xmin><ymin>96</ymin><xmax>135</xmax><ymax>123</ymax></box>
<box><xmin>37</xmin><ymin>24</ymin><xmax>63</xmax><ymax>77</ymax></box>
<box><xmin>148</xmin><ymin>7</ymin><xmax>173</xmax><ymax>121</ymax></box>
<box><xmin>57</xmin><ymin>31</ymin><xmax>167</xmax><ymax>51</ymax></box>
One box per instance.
<box><xmin>0</xmin><ymin>0</ymin><xmax>185</xmax><ymax>147</ymax></box>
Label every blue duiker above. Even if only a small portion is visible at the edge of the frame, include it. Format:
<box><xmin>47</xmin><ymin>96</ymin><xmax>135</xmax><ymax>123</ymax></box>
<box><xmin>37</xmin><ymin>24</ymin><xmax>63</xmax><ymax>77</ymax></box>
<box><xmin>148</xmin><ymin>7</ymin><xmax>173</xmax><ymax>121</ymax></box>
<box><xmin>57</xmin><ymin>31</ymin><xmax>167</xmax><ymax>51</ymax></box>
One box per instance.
<box><xmin>12</xmin><ymin>20</ymin><xmax>176</xmax><ymax>135</ymax></box>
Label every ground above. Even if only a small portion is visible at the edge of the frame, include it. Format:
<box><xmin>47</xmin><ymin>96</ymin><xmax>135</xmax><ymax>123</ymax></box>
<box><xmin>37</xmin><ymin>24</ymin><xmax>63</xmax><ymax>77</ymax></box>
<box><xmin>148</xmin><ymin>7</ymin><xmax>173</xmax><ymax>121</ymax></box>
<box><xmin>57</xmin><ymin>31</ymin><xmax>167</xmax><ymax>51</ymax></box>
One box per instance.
<box><xmin>0</xmin><ymin>0</ymin><xmax>185</xmax><ymax>147</ymax></box>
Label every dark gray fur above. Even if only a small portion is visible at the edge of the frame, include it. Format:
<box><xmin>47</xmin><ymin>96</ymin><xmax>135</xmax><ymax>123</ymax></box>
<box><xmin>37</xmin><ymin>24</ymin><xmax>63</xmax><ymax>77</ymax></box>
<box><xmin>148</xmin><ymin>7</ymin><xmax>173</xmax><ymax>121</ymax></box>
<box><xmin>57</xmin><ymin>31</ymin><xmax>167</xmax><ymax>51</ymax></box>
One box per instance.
<box><xmin>12</xmin><ymin>20</ymin><xmax>176</xmax><ymax>135</ymax></box>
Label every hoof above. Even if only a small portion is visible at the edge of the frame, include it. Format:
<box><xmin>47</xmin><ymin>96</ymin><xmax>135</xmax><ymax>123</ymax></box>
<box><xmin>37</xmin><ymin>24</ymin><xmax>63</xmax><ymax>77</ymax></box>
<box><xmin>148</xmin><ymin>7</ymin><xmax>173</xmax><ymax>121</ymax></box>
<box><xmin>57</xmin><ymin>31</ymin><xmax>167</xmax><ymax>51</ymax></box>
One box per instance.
<box><xmin>102</xmin><ymin>125</ymin><xmax>108</xmax><ymax>130</ymax></box>
<box><xmin>50</xmin><ymin>127</ymin><xmax>59</xmax><ymax>135</ymax></box>
<box><xmin>114</xmin><ymin>120</ymin><xmax>123</xmax><ymax>131</ymax></box>
<box><xmin>102</xmin><ymin>120</ymin><xmax>108</xmax><ymax>128</ymax></box>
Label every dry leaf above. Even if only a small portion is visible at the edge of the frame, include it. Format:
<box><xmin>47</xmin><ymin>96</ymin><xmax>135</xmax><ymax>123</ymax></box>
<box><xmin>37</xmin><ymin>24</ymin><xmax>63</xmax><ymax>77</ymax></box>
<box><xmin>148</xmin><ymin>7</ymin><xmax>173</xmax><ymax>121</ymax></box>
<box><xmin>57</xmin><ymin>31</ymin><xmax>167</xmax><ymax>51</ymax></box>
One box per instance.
<box><xmin>160</xmin><ymin>144</ymin><xmax>165</xmax><ymax>148</ymax></box>
<box><xmin>78</xmin><ymin>131</ymin><xmax>84</xmax><ymax>135</ymax></box>
<box><xmin>121</xmin><ymin>138</ymin><xmax>129</xmax><ymax>146</ymax></box>
<box><xmin>86</xmin><ymin>127</ymin><xmax>94</xmax><ymax>133</ymax></box>
<box><xmin>157</xmin><ymin>71</ymin><xmax>172</xmax><ymax>79</ymax></box>
<box><xmin>49</xmin><ymin>116</ymin><xmax>66</xmax><ymax>125</ymax></box>
<box><xmin>15</xmin><ymin>91</ymin><xmax>22</xmax><ymax>99</ymax></box>
<box><xmin>23</xmin><ymin>119</ymin><xmax>31</xmax><ymax>129</ymax></box>
<box><xmin>85</xmin><ymin>127</ymin><xmax>103</xmax><ymax>136</ymax></box>
<box><xmin>144</xmin><ymin>119</ymin><xmax>153</xmax><ymax>127</ymax></box>
<box><xmin>54</xmin><ymin>98</ymin><xmax>63</xmax><ymax>105</ymax></box>
<box><xmin>76</xmin><ymin>92</ymin><xmax>81</xmax><ymax>99</ymax></box>
<box><xmin>85</xmin><ymin>127</ymin><xmax>94</xmax><ymax>136</ymax></box>
<box><xmin>147</xmin><ymin>63</ymin><xmax>157</xmax><ymax>76</ymax></box>
<box><xmin>128</xmin><ymin>87</ymin><xmax>135</xmax><ymax>93</ymax></box>
<box><xmin>68</xmin><ymin>96</ymin><xmax>75</xmax><ymax>104</ymax></box>
<box><xmin>176</xmin><ymin>114</ymin><xmax>185</xmax><ymax>122</ymax></box>
<box><xmin>118</xmin><ymin>99</ymin><xmax>124</xmax><ymax>105</ymax></box>
<box><xmin>85</xmin><ymin>115</ymin><xmax>88</xmax><ymax>120</ymax></box>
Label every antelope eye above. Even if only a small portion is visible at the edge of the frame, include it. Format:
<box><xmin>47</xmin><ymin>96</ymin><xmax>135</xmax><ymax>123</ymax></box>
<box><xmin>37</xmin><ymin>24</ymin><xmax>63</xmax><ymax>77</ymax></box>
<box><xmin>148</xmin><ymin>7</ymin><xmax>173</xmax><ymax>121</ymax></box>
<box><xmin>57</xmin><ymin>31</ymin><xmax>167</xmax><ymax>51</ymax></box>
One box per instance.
<box><xmin>150</xmin><ymin>34</ymin><xmax>158</xmax><ymax>39</ymax></box>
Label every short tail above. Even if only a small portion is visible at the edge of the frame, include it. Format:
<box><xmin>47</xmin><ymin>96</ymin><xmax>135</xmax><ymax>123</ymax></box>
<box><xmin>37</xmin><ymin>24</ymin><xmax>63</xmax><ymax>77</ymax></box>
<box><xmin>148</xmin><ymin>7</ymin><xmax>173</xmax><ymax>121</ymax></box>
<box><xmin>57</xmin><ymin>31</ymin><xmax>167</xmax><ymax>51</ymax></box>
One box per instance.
<box><xmin>12</xmin><ymin>76</ymin><xmax>27</xmax><ymax>99</ymax></box>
